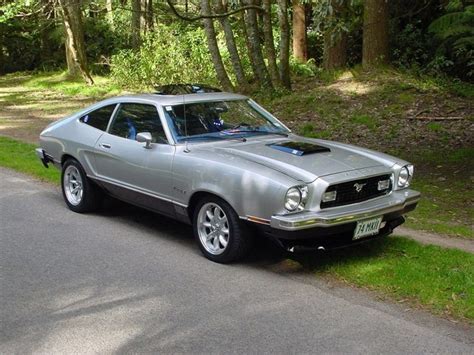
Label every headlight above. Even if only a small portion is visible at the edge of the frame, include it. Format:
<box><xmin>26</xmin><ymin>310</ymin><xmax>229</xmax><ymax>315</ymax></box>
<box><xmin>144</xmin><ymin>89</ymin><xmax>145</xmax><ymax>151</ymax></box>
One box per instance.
<box><xmin>397</xmin><ymin>165</ymin><xmax>413</xmax><ymax>188</ymax></box>
<box><xmin>285</xmin><ymin>186</ymin><xmax>308</xmax><ymax>212</ymax></box>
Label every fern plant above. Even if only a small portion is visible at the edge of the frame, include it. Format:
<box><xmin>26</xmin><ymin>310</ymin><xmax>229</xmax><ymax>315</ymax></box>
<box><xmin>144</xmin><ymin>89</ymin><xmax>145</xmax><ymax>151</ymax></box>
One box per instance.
<box><xmin>428</xmin><ymin>3</ymin><xmax>474</xmax><ymax>79</ymax></box>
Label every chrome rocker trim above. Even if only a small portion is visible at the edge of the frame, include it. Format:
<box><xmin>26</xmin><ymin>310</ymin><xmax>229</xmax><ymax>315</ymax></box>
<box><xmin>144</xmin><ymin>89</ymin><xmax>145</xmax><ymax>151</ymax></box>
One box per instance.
<box><xmin>271</xmin><ymin>189</ymin><xmax>420</xmax><ymax>231</ymax></box>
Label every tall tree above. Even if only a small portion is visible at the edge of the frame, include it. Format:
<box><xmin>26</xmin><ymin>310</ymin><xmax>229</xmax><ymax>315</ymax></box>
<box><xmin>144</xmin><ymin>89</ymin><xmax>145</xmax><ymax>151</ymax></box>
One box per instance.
<box><xmin>239</xmin><ymin>12</ymin><xmax>259</xmax><ymax>79</ymax></box>
<box><xmin>214</xmin><ymin>0</ymin><xmax>247</xmax><ymax>89</ymax></box>
<box><xmin>323</xmin><ymin>31</ymin><xmax>347</xmax><ymax>69</ymax></box>
<box><xmin>146</xmin><ymin>0</ymin><xmax>154</xmax><ymax>31</ymax></box>
<box><xmin>106</xmin><ymin>0</ymin><xmax>114</xmax><ymax>28</ymax></box>
<box><xmin>276</xmin><ymin>0</ymin><xmax>291</xmax><ymax>88</ymax></box>
<box><xmin>292</xmin><ymin>0</ymin><xmax>307</xmax><ymax>62</ymax></box>
<box><xmin>200</xmin><ymin>0</ymin><xmax>234</xmax><ymax>91</ymax></box>
<box><xmin>131</xmin><ymin>0</ymin><xmax>141</xmax><ymax>48</ymax></box>
<box><xmin>322</xmin><ymin>0</ymin><xmax>348</xmax><ymax>70</ymax></box>
<box><xmin>140</xmin><ymin>0</ymin><xmax>153</xmax><ymax>33</ymax></box>
<box><xmin>362</xmin><ymin>0</ymin><xmax>389</xmax><ymax>67</ymax></box>
<box><xmin>262</xmin><ymin>0</ymin><xmax>281</xmax><ymax>86</ymax></box>
<box><xmin>241</xmin><ymin>0</ymin><xmax>273</xmax><ymax>88</ymax></box>
<box><xmin>58</xmin><ymin>0</ymin><xmax>94</xmax><ymax>85</ymax></box>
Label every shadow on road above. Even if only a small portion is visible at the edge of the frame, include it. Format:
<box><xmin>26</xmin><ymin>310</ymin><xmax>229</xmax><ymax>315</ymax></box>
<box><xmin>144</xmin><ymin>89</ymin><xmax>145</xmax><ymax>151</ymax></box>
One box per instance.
<box><xmin>98</xmin><ymin>195</ymin><xmax>289</xmax><ymax>265</ymax></box>
<box><xmin>96</xmin><ymin>195</ymin><xmax>389</xmax><ymax>274</ymax></box>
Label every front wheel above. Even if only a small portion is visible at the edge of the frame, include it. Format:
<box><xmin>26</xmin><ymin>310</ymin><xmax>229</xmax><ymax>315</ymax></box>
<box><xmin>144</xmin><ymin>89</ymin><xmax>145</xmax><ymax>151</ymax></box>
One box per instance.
<box><xmin>193</xmin><ymin>196</ymin><xmax>252</xmax><ymax>263</ymax></box>
<box><xmin>61</xmin><ymin>159</ymin><xmax>102</xmax><ymax>213</ymax></box>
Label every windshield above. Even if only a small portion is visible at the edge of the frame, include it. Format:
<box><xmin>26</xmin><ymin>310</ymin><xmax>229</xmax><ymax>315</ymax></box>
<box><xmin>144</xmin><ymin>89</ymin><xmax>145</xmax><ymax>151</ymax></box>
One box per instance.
<box><xmin>163</xmin><ymin>99</ymin><xmax>289</xmax><ymax>142</ymax></box>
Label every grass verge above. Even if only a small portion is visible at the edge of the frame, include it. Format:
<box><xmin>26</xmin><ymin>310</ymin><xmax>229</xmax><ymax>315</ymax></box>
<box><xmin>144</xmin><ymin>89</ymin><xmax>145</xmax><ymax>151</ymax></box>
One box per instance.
<box><xmin>408</xmin><ymin>178</ymin><xmax>473</xmax><ymax>239</ymax></box>
<box><xmin>402</xmin><ymin>147</ymin><xmax>474</xmax><ymax>240</ymax></box>
<box><xmin>0</xmin><ymin>136</ymin><xmax>60</xmax><ymax>183</ymax></box>
<box><xmin>293</xmin><ymin>236</ymin><xmax>474</xmax><ymax>323</ymax></box>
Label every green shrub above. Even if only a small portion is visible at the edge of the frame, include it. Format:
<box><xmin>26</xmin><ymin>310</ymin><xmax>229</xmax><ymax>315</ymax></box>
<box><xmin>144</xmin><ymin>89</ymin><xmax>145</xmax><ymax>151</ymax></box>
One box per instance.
<box><xmin>428</xmin><ymin>3</ymin><xmax>474</xmax><ymax>80</ymax></box>
<box><xmin>110</xmin><ymin>24</ymin><xmax>217</xmax><ymax>90</ymax></box>
<box><xmin>290</xmin><ymin>57</ymin><xmax>319</xmax><ymax>77</ymax></box>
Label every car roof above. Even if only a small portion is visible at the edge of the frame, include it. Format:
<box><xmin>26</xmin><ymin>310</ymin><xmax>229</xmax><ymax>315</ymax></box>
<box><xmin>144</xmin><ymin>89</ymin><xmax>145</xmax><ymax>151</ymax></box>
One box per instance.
<box><xmin>104</xmin><ymin>92</ymin><xmax>249</xmax><ymax>106</ymax></box>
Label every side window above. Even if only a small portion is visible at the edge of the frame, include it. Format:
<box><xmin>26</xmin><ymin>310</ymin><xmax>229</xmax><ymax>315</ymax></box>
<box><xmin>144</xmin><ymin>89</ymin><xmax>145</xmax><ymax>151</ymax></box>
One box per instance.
<box><xmin>80</xmin><ymin>104</ymin><xmax>116</xmax><ymax>131</ymax></box>
<box><xmin>109</xmin><ymin>103</ymin><xmax>167</xmax><ymax>143</ymax></box>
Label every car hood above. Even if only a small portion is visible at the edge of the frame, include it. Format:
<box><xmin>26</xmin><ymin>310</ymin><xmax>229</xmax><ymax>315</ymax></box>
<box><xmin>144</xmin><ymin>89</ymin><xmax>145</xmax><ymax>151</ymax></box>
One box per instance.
<box><xmin>208</xmin><ymin>136</ymin><xmax>385</xmax><ymax>183</ymax></box>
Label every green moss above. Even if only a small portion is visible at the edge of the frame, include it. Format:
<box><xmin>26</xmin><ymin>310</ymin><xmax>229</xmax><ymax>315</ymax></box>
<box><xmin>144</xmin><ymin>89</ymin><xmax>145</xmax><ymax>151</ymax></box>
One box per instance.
<box><xmin>350</xmin><ymin>114</ymin><xmax>378</xmax><ymax>130</ymax></box>
<box><xmin>397</xmin><ymin>92</ymin><xmax>415</xmax><ymax>103</ymax></box>
<box><xmin>427</xmin><ymin>122</ymin><xmax>443</xmax><ymax>132</ymax></box>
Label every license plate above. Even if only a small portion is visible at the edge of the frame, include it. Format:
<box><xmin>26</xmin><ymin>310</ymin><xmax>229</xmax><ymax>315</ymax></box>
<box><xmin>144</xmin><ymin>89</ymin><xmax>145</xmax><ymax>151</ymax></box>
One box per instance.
<box><xmin>353</xmin><ymin>217</ymin><xmax>382</xmax><ymax>240</ymax></box>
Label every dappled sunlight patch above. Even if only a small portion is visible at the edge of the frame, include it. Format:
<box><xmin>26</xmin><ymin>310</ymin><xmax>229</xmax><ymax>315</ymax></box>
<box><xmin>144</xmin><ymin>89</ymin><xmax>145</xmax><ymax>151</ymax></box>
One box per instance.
<box><xmin>0</xmin><ymin>123</ymin><xmax>21</xmax><ymax>130</ymax></box>
<box><xmin>36</xmin><ymin>286</ymin><xmax>171</xmax><ymax>353</ymax></box>
<box><xmin>0</xmin><ymin>87</ymin><xmax>31</xmax><ymax>94</ymax></box>
<box><xmin>327</xmin><ymin>80</ymin><xmax>378</xmax><ymax>96</ymax></box>
<box><xmin>268</xmin><ymin>258</ymin><xmax>304</xmax><ymax>273</ymax></box>
<box><xmin>4</xmin><ymin>103</ymin><xmax>39</xmax><ymax>110</ymax></box>
<box><xmin>336</xmin><ymin>70</ymin><xmax>355</xmax><ymax>81</ymax></box>
<box><xmin>347</xmin><ymin>262</ymin><xmax>388</xmax><ymax>279</ymax></box>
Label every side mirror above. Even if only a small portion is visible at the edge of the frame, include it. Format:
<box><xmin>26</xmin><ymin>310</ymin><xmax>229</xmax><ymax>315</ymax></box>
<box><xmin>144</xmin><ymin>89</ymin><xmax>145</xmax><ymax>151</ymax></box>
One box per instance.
<box><xmin>136</xmin><ymin>132</ymin><xmax>152</xmax><ymax>149</ymax></box>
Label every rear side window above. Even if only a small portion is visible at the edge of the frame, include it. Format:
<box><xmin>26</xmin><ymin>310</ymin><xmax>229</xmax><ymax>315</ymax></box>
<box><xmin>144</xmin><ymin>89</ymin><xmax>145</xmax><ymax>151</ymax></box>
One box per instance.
<box><xmin>80</xmin><ymin>104</ymin><xmax>116</xmax><ymax>131</ymax></box>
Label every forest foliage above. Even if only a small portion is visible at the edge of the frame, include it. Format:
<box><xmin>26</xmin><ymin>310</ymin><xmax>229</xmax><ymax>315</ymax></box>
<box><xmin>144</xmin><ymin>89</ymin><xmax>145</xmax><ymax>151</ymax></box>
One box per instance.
<box><xmin>0</xmin><ymin>0</ymin><xmax>473</xmax><ymax>91</ymax></box>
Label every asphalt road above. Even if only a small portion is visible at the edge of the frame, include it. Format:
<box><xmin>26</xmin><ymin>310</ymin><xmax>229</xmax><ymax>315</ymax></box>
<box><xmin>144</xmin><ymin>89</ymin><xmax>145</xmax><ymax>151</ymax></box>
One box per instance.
<box><xmin>1</xmin><ymin>167</ymin><xmax>473</xmax><ymax>353</ymax></box>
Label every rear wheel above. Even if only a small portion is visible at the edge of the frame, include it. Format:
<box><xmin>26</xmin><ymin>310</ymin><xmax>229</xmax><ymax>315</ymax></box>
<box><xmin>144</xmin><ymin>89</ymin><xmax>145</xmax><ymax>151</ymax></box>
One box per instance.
<box><xmin>193</xmin><ymin>196</ymin><xmax>252</xmax><ymax>263</ymax></box>
<box><xmin>61</xmin><ymin>159</ymin><xmax>102</xmax><ymax>213</ymax></box>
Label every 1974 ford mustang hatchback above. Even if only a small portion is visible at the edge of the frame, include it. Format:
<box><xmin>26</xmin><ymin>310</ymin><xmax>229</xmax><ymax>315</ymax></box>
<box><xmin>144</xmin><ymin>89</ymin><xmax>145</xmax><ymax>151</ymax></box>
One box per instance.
<box><xmin>36</xmin><ymin>84</ymin><xmax>420</xmax><ymax>263</ymax></box>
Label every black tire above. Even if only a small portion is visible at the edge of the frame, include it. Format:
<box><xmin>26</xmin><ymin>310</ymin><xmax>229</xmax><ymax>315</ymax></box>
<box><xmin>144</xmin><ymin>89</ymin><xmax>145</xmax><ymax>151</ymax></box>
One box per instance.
<box><xmin>193</xmin><ymin>195</ymin><xmax>252</xmax><ymax>263</ymax></box>
<box><xmin>61</xmin><ymin>158</ymin><xmax>103</xmax><ymax>213</ymax></box>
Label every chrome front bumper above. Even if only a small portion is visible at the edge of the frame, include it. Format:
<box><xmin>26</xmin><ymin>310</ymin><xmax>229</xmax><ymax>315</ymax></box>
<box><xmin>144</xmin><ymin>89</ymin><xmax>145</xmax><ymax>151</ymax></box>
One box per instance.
<box><xmin>271</xmin><ymin>189</ymin><xmax>420</xmax><ymax>231</ymax></box>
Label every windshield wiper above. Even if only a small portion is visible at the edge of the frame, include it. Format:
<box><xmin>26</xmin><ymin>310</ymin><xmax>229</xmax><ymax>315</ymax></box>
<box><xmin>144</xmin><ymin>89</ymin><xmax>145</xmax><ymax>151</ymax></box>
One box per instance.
<box><xmin>180</xmin><ymin>135</ymin><xmax>226</xmax><ymax>142</ymax></box>
<box><xmin>229</xmin><ymin>130</ymin><xmax>289</xmax><ymax>137</ymax></box>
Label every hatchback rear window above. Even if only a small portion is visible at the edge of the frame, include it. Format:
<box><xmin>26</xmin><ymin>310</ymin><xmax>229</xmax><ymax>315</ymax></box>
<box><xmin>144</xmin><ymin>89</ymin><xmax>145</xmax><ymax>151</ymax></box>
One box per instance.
<box><xmin>80</xmin><ymin>104</ymin><xmax>116</xmax><ymax>131</ymax></box>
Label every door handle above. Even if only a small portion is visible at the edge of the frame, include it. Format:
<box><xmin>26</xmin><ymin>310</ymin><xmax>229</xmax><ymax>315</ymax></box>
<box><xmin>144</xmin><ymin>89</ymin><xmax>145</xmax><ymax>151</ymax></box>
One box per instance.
<box><xmin>100</xmin><ymin>143</ymin><xmax>111</xmax><ymax>149</ymax></box>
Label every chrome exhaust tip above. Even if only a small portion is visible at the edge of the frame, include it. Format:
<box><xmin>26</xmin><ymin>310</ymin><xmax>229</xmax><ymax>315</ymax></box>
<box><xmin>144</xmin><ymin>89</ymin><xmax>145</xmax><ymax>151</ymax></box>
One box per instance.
<box><xmin>287</xmin><ymin>245</ymin><xmax>326</xmax><ymax>253</ymax></box>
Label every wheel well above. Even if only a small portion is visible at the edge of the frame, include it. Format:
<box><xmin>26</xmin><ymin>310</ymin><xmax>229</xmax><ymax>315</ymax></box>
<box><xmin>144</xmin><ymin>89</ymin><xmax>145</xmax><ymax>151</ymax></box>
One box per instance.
<box><xmin>61</xmin><ymin>154</ymin><xmax>76</xmax><ymax>166</ymax></box>
<box><xmin>187</xmin><ymin>191</ymin><xmax>230</xmax><ymax>220</ymax></box>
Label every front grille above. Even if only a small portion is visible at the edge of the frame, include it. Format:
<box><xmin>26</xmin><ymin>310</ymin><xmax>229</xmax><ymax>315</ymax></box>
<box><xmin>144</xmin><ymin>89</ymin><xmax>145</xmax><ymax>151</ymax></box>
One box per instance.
<box><xmin>321</xmin><ymin>174</ymin><xmax>392</xmax><ymax>209</ymax></box>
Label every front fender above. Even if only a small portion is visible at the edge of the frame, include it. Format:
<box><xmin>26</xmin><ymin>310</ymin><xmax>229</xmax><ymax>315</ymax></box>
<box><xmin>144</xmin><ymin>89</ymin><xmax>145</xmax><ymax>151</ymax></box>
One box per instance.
<box><xmin>172</xmin><ymin>147</ymin><xmax>298</xmax><ymax>220</ymax></box>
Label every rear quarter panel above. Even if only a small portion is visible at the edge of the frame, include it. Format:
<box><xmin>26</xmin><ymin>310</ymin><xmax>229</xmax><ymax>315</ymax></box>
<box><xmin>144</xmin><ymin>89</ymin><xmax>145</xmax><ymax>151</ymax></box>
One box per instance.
<box><xmin>40</xmin><ymin>114</ymin><xmax>104</xmax><ymax>176</ymax></box>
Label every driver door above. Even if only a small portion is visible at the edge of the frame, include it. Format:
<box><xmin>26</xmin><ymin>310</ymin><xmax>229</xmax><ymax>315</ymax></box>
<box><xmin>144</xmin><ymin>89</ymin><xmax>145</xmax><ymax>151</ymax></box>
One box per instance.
<box><xmin>93</xmin><ymin>103</ymin><xmax>175</xmax><ymax>214</ymax></box>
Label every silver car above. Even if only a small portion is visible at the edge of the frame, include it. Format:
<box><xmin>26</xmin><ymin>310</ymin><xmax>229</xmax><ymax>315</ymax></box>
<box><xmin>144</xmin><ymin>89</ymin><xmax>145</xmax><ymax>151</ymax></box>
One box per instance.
<box><xmin>36</xmin><ymin>85</ymin><xmax>420</xmax><ymax>263</ymax></box>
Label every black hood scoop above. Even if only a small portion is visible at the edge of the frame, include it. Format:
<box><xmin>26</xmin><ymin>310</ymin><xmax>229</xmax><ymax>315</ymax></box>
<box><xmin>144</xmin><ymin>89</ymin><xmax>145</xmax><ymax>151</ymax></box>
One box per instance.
<box><xmin>267</xmin><ymin>141</ymin><xmax>331</xmax><ymax>156</ymax></box>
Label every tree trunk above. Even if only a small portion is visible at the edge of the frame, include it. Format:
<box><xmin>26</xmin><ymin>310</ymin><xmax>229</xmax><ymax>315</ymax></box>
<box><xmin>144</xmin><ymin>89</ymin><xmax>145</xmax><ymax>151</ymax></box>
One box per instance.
<box><xmin>131</xmin><ymin>0</ymin><xmax>141</xmax><ymax>48</ymax></box>
<box><xmin>292</xmin><ymin>0</ymin><xmax>307</xmax><ymax>62</ymax></box>
<box><xmin>241</xmin><ymin>0</ymin><xmax>273</xmax><ymax>88</ymax></box>
<box><xmin>0</xmin><ymin>44</ymin><xmax>4</xmax><ymax>75</ymax></box>
<box><xmin>262</xmin><ymin>0</ymin><xmax>281</xmax><ymax>86</ymax></box>
<box><xmin>146</xmin><ymin>0</ymin><xmax>154</xmax><ymax>31</ymax></box>
<box><xmin>58</xmin><ymin>0</ymin><xmax>94</xmax><ymax>85</ymax></box>
<box><xmin>201</xmin><ymin>0</ymin><xmax>234</xmax><ymax>91</ymax></box>
<box><xmin>106</xmin><ymin>0</ymin><xmax>114</xmax><ymax>28</ymax></box>
<box><xmin>276</xmin><ymin>0</ymin><xmax>291</xmax><ymax>89</ymax></box>
<box><xmin>362</xmin><ymin>0</ymin><xmax>389</xmax><ymax>68</ymax></box>
<box><xmin>323</xmin><ymin>31</ymin><xmax>348</xmax><ymax>70</ymax></box>
<box><xmin>215</xmin><ymin>0</ymin><xmax>247</xmax><ymax>89</ymax></box>
<box><xmin>240</xmin><ymin>11</ymin><xmax>258</xmax><ymax>78</ymax></box>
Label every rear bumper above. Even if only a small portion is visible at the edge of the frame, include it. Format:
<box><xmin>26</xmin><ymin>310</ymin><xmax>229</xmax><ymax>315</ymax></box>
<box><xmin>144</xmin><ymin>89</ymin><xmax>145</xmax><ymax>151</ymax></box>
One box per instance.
<box><xmin>270</xmin><ymin>189</ymin><xmax>420</xmax><ymax>231</ymax></box>
<box><xmin>35</xmin><ymin>148</ymin><xmax>54</xmax><ymax>168</ymax></box>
